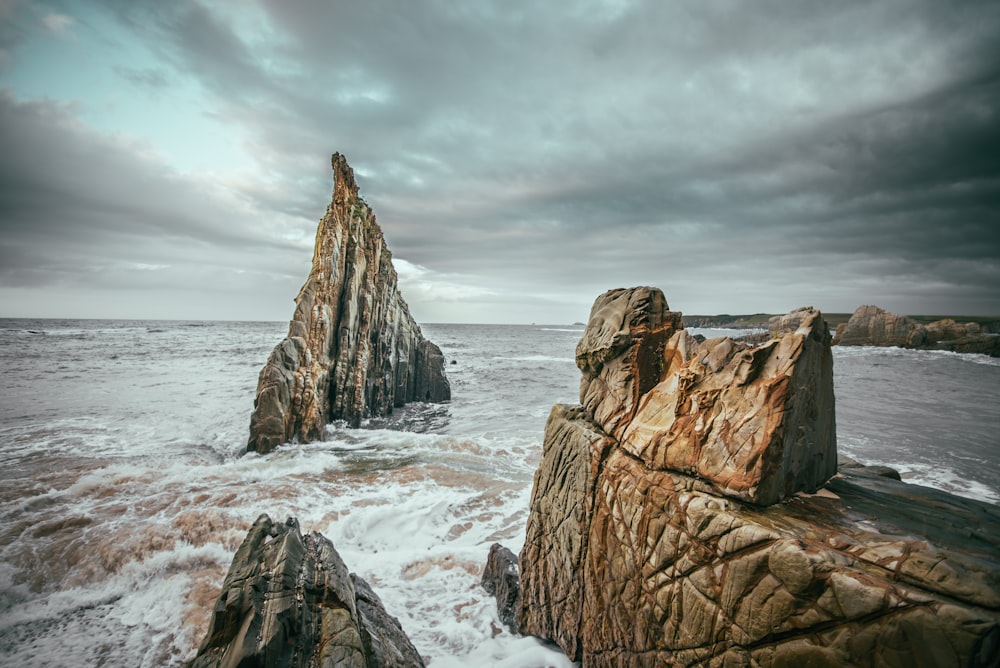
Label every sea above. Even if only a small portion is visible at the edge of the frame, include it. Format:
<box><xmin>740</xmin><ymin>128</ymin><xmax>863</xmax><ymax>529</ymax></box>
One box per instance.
<box><xmin>0</xmin><ymin>319</ymin><xmax>998</xmax><ymax>667</ymax></box>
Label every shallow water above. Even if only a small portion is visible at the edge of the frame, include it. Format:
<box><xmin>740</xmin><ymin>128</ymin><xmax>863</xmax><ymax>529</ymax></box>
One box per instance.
<box><xmin>0</xmin><ymin>319</ymin><xmax>997</xmax><ymax>666</ymax></box>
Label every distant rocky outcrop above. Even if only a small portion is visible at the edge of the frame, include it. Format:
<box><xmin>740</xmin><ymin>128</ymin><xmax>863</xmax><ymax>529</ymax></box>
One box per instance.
<box><xmin>488</xmin><ymin>287</ymin><xmax>1000</xmax><ymax>666</ymax></box>
<box><xmin>248</xmin><ymin>153</ymin><xmax>450</xmax><ymax>454</ymax></box>
<box><xmin>192</xmin><ymin>514</ymin><xmax>425</xmax><ymax>668</ymax></box>
<box><xmin>834</xmin><ymin>305</ymin><xmax>1000</xmax><ymax>356</ymax></box>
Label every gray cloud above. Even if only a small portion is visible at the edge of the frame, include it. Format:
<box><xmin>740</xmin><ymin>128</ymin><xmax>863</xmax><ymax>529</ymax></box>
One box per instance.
<box><xmin>1</xmin><ymin>0</ymin><xmax>999</xmax><ymax>320</ymax></box>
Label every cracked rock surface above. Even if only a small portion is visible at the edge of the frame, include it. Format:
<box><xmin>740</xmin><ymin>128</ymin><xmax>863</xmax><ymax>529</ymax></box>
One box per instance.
<box><xmin>192</xmin><ymin>514</ymin><xmax>425</xmax><ymax>668</ymax></box>
<box><xmin>248</xmin><ymin>153</ymin><xmax>450</xmax><ymax>454</ymax></box>
<box><xmin>514</xmin><ymin>286</ymin><xmax>1000</xmax><ymax>667</ymax></box>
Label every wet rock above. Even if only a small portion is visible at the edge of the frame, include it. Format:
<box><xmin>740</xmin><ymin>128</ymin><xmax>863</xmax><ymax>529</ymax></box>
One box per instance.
<box><xmin>192</xmin><ymin>514</ymin><xmax>424</xmax><ymax>668</ymax></box>
<box><xmin>248</xmin><ymin>153</ymin><xmax>450</xmax><ymax>454</ymax></box>
<box><xmin>481</xmin><ymin>543</ymin><xmax>521</xmax><ymax>633</ymax></box>
<box><xmin>516</xmin><ymin>288</ymin><xmax>1000</xmax><ymax>666</ymax></box>
<box><xmin>839</xmin><ymin>455</ymin><xmax>902</xmax><ymax>480</ymax></box>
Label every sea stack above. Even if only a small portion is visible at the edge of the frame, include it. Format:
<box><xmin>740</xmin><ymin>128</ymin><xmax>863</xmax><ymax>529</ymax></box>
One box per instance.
<box><xmin>248</xmin><ymin>153</ymin><xmax>450</xmax><ymax>454</ymax></box>
<box><xmin>504</xmin><ymin>286</ymin><xmax>1000</xmax><ymax>666</ymax></box>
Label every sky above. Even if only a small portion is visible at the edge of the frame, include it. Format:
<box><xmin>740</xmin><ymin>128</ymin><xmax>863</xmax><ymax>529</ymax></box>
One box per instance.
<box><xmin>1</xmin><ymin>1</ymin><xmax>998</xmax><ymax>324</ymax></box>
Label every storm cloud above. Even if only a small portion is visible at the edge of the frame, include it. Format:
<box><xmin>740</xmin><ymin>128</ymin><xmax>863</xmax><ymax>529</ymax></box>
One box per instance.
<box><xmin>1</xmin><ymin>0</ymin><xmax>998</xmax><ymax>321</ymax></box>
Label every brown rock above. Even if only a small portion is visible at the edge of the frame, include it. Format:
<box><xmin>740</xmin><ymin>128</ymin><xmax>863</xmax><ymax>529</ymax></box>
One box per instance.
<box><xmin>247</xmin><ymin>153</ymin><xmax>450</xmax><ymax>454</ymax></box>
<box><xmin>516</xmin><ymin>289</ymin><xmax>1000</xmax><ymax>667</ymax></box>
<box><xmin>833</xmin><ymin>305</ymin><xmax>1000</xmax><ymax>357</ymax></box>
<box><xmin>767</xmin><ymin>305</ymin><xmax>819</xmax><ymax>336</ymax></box>
<box><xmin>576</xmin><ymin>287</ymin><xmax>835</xmax><ymax>506</ymax></box>
<box><xmin>622</xmin><ymin>307</ymin><xmax>836</xmax><ymax>505</ymax></box>
<box><xmin>192</xmin><ymin>514</ymin><xmax>424</xmax><ymax>668</ymax></box>
<box><xmin>575</xmin><ymin>287</ymin><xmax>684</xmax><ymax>442</ymax></box>
<box><xmin>833</xmin><ymin>305</ymin><xmax>927</xmax><ymax>348</ymax></box>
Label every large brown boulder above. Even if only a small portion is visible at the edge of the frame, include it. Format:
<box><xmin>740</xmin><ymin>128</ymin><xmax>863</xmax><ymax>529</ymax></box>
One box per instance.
<box><xmin>576</xmin><ymin>287</ymin><xmax>835</xmax><ymax>506</ymax></box>
<box><xmin>512</xmin><ymin>288</ymin><xmax>1000</xmax><ymax>666</ymax></box>
<box><xmin>833</xmin><ymin>305</ymin><xmax>927</xmax><ymax>348</ymax></box>
<box><xmin>576</xmin><ymin>287</ymin><xmax>683</xmax><ymax>442</ymax></box>
<box><xmin>192</xmin><ymin>514</ymin><xmax>425</xmax><ymax>668</ymax></box>
<box><xmin>834</xmin><ymin>305</ymin><xmax>1000</xmax><ymax>357</ymax></box>
<box><xmin>248</xmin><ymin>153</ymin><xmax>450</xmax><ymax>454</ymax></box>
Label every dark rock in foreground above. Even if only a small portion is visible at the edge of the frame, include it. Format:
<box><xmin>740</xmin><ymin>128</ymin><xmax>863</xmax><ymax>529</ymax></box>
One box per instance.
<box><xmin>481</xmin><ymin>543</ymin><xmax>521</xmax><ymax>634</ymax></box>
<box><xmin>504</xmin><ymin>287</ymin><xmax>1000</xmax><ymax>667</ymax></box>
<box><xmin>192</xmin><ymin>514</ymin><xmax>424</xmax><ymax>668</ymax></box>
<box><xmin>248</xmin><ymin>153</ymin><xmax>450</xmax><ymax>454</ymax></box>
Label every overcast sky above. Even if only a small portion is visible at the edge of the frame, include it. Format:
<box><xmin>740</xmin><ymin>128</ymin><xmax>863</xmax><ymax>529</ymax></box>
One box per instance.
<box><xmin>1</xmin><ymin>1</ymin><xmax>998</xmax><ymax>323</ymax></box>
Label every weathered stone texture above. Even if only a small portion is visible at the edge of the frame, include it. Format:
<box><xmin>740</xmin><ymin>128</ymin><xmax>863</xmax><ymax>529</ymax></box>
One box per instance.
<box><xmin>834</xmin><ymin>305</ymin><xmax>1000</xmax><ymax>356</ymax></box>
<box><xmin>513</xmin><ymin>287</ymin><xmax>1000</xmax><ymax>667</ymax></box>
<box><xmin>623</xmin><ymin>308</ymin><xmax>836</xmax><ymax>505</ymax></box>
<box><xmin>576</xmin><ymin>287</ymin><xmax>835</xmax><ymax>506</ymax></box>
<box><xmin>576</xmin><ymin>287</ymin><xmax>684</xmax><ymax>442</ymax></box>
<box><xmin>834</xmin><ymin>305</ymin><xmax>927</xmax><ymax>348</ymax></box>
<box><xmin>248</xmin><ymin>153</ymin><xmax>450</xmax><ymax>454</ymax></box>
<box><xmin>192</xmin><ymin>514</ymin><xmax>424</xmax><ymax>668</ymax></box>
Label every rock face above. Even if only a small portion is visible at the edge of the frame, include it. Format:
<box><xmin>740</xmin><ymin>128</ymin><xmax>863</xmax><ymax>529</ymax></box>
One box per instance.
<box><xmin>248</xmin><ymin>153</ymin><xmax>450</xmax><ymax>454</ymax></box>
<box><xmin>833</xmin><ymin>305</ymin><xmax>928</xmax><ymax>348</ymax></box>
<box><xmin>192</xmin><ymin>514</ymin><xmax>425</xmax><ymax>668</ymax></box>
<box><xmin>834</xmin><ymin>305</ymin><xmax>1000</xmax><ymax>356</ymax></box>
<box><xmin>575</xmin><ymin>287</ymin><xmax>836</xmax><ymax>506</ymax></box>
<box><xmin>510</xmin><ymin>287</ymin><xmax>1000</xmax><ymax>666</ymax></box>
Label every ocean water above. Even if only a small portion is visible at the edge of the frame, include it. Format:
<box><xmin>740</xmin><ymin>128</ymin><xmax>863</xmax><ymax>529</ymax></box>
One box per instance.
<box><xmin>0</xmin><ymin>319</ymin><xmax>997</xmax><ymax>666</ymax></box>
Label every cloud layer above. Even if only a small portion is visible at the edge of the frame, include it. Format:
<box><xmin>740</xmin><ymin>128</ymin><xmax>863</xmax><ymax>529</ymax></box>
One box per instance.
<box><xmin>2</xmin><ymin>0</ymin><xmax>998</xmax><ymax>321</ymax></box>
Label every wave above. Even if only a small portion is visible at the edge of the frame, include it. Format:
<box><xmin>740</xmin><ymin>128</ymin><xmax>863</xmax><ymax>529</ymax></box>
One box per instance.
<box><xmin>833</xmin><ymin>344</ymin><xmax>1000</xmax><ymax>367</ymax></box>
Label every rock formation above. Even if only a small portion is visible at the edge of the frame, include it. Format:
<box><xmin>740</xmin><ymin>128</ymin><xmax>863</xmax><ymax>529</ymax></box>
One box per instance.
<box><xmin>498</xmin><ymin>287</ymin><xmax>1000</xmax><ymax>666</ymax></box>
<box><xmin>834</xmin><ymin>305</ymin><xmax>1000</xmax><ymax>356</ymax></box>
<box><xmin>192</xmin><ymin>514</ymin><xmax>425</xmax><ymax>668</ymax></box>
<box><xmin>481</xmin><ymin>543</ymin><xmax>521</xmax><ymax>633</ymax></box>
<box><xmin>575</xmin><ymin>288</ymin><xmax>836</xmax><ymax>506</ymax></box>
<box><xmin>248</xmin><ymin>153</ymin><xmax>450</xmax><ymax>454</ymax></box>
<box><xmin>832</xmin><ymin>305</ymin><xmax>926</xmax><ymax>348</ymax></box>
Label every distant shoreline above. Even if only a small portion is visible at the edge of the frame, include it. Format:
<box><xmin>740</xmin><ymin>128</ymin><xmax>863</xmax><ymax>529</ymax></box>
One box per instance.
<box><xmin>684</xmin><ymin>313</ymin><xmax>1000</xmax><ymax>330</ymax></box>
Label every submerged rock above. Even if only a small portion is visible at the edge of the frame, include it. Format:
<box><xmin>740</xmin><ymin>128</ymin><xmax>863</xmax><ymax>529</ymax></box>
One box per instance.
<box><xmin>509</xmin><ymin>287</ymin><xmax>1000</xmax><ymax>666</ymax></box>
<box><xmin>248</xmin><ymin>153</ymin><xmax>450</xmax><ymax>454</ymax></box>
<box><xmin>192</xmin><ymin>514</ymin><xmax>425</xmax><ymax>668</ymax></box>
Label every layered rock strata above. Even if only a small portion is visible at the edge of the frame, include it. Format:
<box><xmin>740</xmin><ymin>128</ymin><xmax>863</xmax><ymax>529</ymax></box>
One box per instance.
<box><xmin>248</xmin><ymin>153</ymin><xmax>450</xmax><ymax>454</ymax></box>
<box><xmin>835</xmin><ymin>304</ymin><xmax>1000</xmax><ymax>356</ymax></box>
<box><xmin>509</xmin><ymin>287</ymin><xmax>1000</xmax><ymax>666</ymax></box>
<box><xmin>192</xmin><ymin>514</ymin><xmax>425</xmax><ymax>668</ymax></box>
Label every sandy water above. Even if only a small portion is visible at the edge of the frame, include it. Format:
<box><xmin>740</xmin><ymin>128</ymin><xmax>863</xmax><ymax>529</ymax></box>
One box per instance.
<box><xmin>0</xmin><ymin>320</ymin><xmax>997</xmax><ymax>666</ymax></box>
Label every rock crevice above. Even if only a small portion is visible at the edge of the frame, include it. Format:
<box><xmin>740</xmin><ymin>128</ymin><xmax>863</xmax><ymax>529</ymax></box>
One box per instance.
<box><xmin>507</xmin><ymin>286</ymin><xmax>1000</xmax><ymax>667</ymax></box>
<box><xmin>192</xmin><ymin>514</ymin><xmax>425</xmax><ymax>668</ymax></box>
<box><xmin>248</xmin><ymin>153</ymin><xmax>450</xmax><ymax>454</ymax></box>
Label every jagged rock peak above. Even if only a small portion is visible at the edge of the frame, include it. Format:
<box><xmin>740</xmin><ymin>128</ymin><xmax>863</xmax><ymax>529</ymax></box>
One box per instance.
<box><xmin>247</xmin><ymin>153</ymin><xmax>450</xmax><ymax>454</ymax></box>
<box><xmin>192</xmin><ymin>514</ymin><xmax>425</xmax><ymax>667</ymax></box>
<box><xmin>331</xmin><ymin>151</ymin><xmax>359</xmax><ymax>204</ymax></box>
